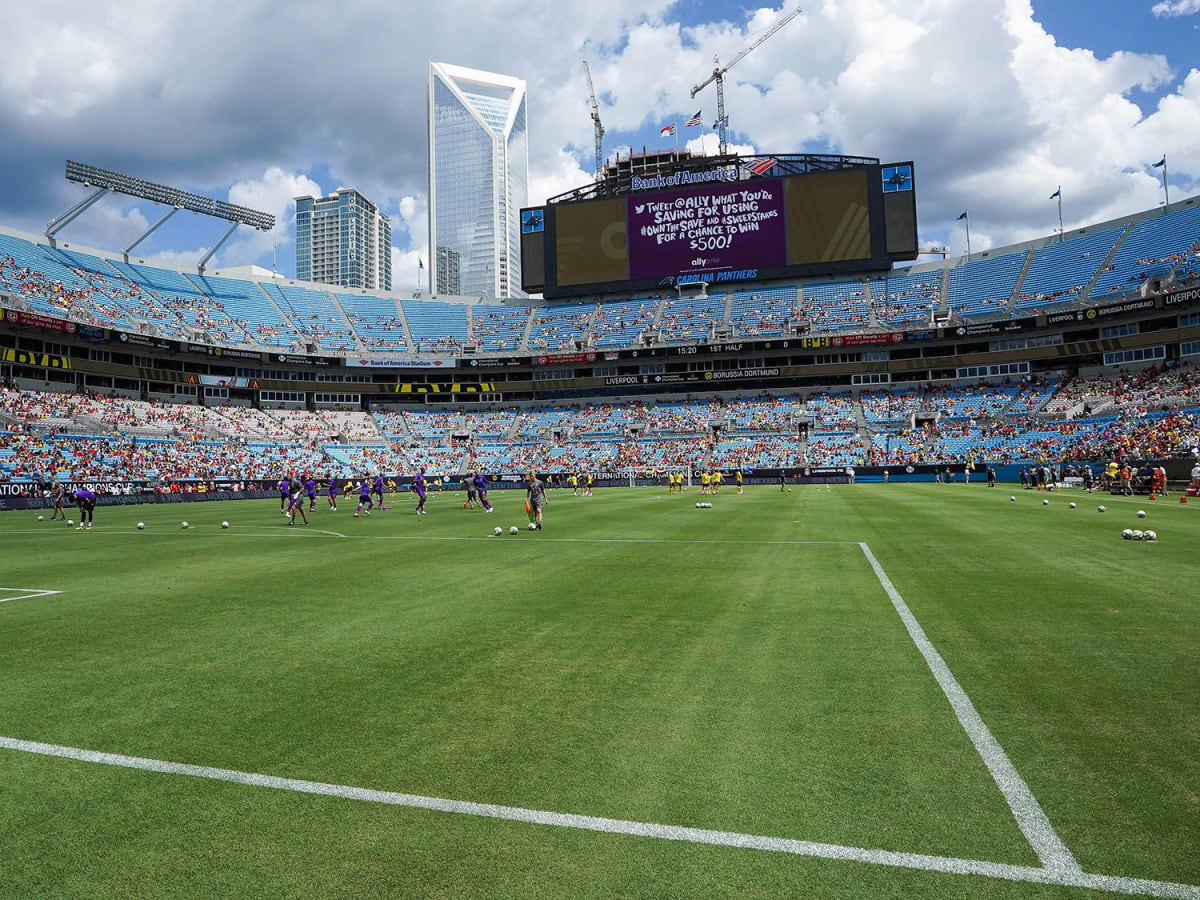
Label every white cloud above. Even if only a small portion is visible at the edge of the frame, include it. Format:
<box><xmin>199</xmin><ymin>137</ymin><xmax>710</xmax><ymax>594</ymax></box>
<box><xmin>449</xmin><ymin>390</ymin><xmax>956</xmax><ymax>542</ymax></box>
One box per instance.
<box><xmin>221</xmin><ymin>166</ymin><xmax>321</xmax><ymax>266</ymax></box>
<box><xmin>684</xmin><ymin>133</ymin><xmax>756</xmax><ymax>158</ymax></box>
<box><xmin>1152</xmin><ymin>0</ymin><xmax>1200</xmax><ymax>16</ymax></box>
<box><xmin>529</xmin><ymin>148</ymin><xmax>594</xmax><ymax>206</ymax></box>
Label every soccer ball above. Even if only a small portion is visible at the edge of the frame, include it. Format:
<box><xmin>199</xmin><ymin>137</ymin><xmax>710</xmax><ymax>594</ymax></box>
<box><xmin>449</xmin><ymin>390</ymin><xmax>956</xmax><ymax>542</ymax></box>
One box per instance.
<box><xmin>509</xmin><ymin>526</ymin><xmax>518</xmax><ymax>535</ymax></box>
<box><xmin>1042</xmin><ymin>499</ymin><xmax>1049</xmax><ymax>506</ymax></box>
<box><xmin>181</xmin><ymin>521</ymin><xmax>189</xmax><ymax>530</ymax></box>
<box><xmin>1097</xmin><ymin>506</ymin><xmax>1106</xmax><ymax>513</ymax></box>
<box><xmin>37</xmin><ymin>515</ymin><xmax>43</xmax><ymax>521</ymax></box>
<box><xmin>1069</xmin><ymin>502</ymin><xmax>1077</xmax><ymax>509</ymax></box>
<box><xmin>528</xmin><ymin>522</ymin><xmax>537</xmax><ymax>530</ymax></box>
<box><xmin>1132</xmin><ymin>530</ymin><xmax>1144</xmax><ymax>541</ymax></box>
<box><xmin>493</xmin><ymin>526</ymin><xmax>502</xmax><ymax>536</ymax></box>
<box><xmin>67</xmin><ymin>519</ymin><xmax>74</xmax><ymax>526</ymax></box>
<box><xmin>696</xmin><ymin>502</ymin><xmax>701</xmax><ymax>508</ymax></box>
<box><xmin>1136</xmin><ymin>510</ymin><xmax>1146</xmax><ymax>519</ymax></box>
<box><xmin>1122</xmin><ymin>529</ymin><xmax>1133</xmax><ymax>540</ymax></box>
<box><xmin>1009</xmin><ymin>496</ymin><xmax>1015</xmax><ymax>502</ymax></box>
<box><xmin>137</xmin><ymin>522</ymin><xmax>145</xmax><ymax>530</ymax></box>
<box><xmin>1144</xmin><ymin>530</ymin><xmax>1157</xmax><ymax>541</ymax></box>
<box><xmin>221</xmin><ymin>521</ymin><xmax>230</xmax><ymax>529</ymax></box>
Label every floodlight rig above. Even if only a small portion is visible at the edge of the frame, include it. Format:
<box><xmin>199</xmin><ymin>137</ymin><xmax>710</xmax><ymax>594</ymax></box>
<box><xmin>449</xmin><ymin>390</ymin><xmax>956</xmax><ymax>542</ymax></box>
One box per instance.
<box><xmin>50</xmin><ymin>160</ymin><xmax>275</xmax><ymax>273</ymax></box>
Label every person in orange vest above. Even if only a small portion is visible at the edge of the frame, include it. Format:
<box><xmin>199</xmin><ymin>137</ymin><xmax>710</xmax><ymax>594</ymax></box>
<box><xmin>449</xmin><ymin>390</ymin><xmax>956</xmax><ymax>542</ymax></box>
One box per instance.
<box><xmin>1119</xmin><ymin>463</ymin><xmax>1133</xmax><ymax>496</ymax></box>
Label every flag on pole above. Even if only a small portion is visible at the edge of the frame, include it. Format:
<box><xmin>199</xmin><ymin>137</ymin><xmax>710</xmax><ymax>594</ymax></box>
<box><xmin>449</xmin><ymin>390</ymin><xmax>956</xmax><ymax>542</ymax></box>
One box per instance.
<box><xmin>685</xmin><ymin>109</ymin><xmax>703</xmax><ymax>127</ymax></box>
<box><xmin>418</xmin><ymin>257</ymin><xmax>424</xmax><ymax>270</ymax></box>
<box><xmin>1049</xmin><ymin>187</ymin><xmax>1061</xmax><ymax>199</ymax></box>
<box><xmin>743</xmin><ymin>157</ymin><xmax>778</xmax><ymax>176</ymax></box>
<box><xmin>1152</xmin><ymin>156</ymin><xmax>1166</xmax><ymax>168</ymax></box>
<box><xmin>659</xmin><ymin>124</ymin><xmax>676</xmax><ymax>137</ymax></box>
<box><xmin>712</xmin><ymin>115</ymin><xmax>729</xmax><ymax>130</ymax></box>
<box><xmin>956</xmin><ymin>211</ymin><xmax>968</xmax><ymax>221</ymax></box>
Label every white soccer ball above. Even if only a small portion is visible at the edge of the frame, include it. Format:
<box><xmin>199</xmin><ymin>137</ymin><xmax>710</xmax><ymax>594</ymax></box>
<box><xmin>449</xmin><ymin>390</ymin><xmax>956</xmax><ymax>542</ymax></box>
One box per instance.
<box><xmin>1097</xmin><ymin>506</ymin><xmax>1106</xmax><ymax>513</ymax></box>
<box><xmin>1136</xmin><ymin>510</ymin><xmax>1146</xmax><ymax>519</ymax></box>
<box><xmin>1009</xmin><ymin>496</ymin><xmax>1015</xmax><ymax>502</ymax></box>
<box><xmin>1133</xmin><ymin>530</ymin><xmax>1144</xmax><ymax>541</ymax></box>
<box><xmin>493</xmin><ymin>526</ymin><xmax>502</xmax><ymax>536</ymax></box>
<box><xmin>696</xmin><ymin>502</ymin><xmax>701</xmax><ymax>508</ymax></box>
<box><xmin>1144</xmin><ymin>530</ymin><xmax>1157</xmax><ymax>541</ymax></box>
<box><xmin>37</xmin><ymin>515</ymin><xmax>44</xmax><ymax>521</ymax></box>
<box><xmin>509</xmin><ymin>526</ymin><xmax>518</xmax><ymax>535</ymax></box>
<box><xmin>137</xmin><ymin>522</ymin><xmax>145</xmax><ymax>530</ymax></box>
<box><xmin>1122</xmin><ymin>529</ymin><xmax>1133</xmax><ymax>540</ymax></box>
<box><xmin>181</xmin><ymin>521</ymin><xmax>189</xmax><ymax>530</ymax></box>
<box><xmin>67</xmin><ymin>519</ymin><xmax>74</xmax><ymax>526</ymax></box>
<box><xmin>528</xmin><ymin>522</ymin><xmax>537</xmax><ymax>530</ymax></box>
<box><xmin>221</xmin><ymin>521</ymin><xmax>230</xmax><ymax>529</ymax></box>
<box><xmin>1042</xmin><ymin>499</ymin><xmax>1049</xmax><ymax>506</ymax></box>
<box><xmin>1069</xmin><ymin>502</ymin><xmax>1077</xmax><ymax>509</ymax></box>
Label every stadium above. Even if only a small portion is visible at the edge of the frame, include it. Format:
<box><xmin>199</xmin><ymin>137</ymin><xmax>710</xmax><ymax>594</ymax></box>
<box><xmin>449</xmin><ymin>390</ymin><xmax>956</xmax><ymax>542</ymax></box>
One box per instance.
<box><xmin>3</xmin><ymin>5</ymin><xmax>1200</xmax><ymax>899</ymax></box>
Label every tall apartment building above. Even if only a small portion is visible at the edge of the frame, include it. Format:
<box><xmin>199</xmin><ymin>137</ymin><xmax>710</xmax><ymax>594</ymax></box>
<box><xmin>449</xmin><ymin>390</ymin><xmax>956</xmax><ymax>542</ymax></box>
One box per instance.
<box><xmin>295</xmin><ymin>188</ymin><xmax>392</xmax><ymax>290</ymax></box>
<box><xmin>428</xmin><ymin>62</ymin><xmax>528</xmax><ymax>298</ymax></box>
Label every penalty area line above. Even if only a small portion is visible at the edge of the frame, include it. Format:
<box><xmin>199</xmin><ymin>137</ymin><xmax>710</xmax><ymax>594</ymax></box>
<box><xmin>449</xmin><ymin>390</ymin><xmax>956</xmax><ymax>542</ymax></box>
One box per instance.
<box><xmin>0</xmin><ymin>588</ymin><xmax>63</xmax><ymax>604</ymax></box>
<box><xmin>858</xmin><ymin>542</ymin><xmax>1080</xmax><ymax>877</ymax></box>
<box><xmin>0</xmin><ymin>735</ymin><xmax>1196</xmax><ymax>898</ymax></box>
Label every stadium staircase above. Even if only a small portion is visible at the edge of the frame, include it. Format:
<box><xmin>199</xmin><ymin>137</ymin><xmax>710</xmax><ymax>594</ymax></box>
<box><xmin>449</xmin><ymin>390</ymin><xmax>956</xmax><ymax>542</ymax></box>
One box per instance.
<box><xmin>327</xmin><ymin>294</ymin><xmax>364</xmax><ymax>350</ymax></box>
<box><xmin>392</xmin><ymin>297</ymin><xmax>414</xmax><ymax>348</ymax></box>
<box><xmin>518</xmin><ymin>310</ymin><xmax>535</xmax><ymax>352</ymax></box>
<box><xmin>721</xmin><ymin>293</ymin><xmax>735</xmax><ymax>326</ymax></box>
<box><xmin>863</xmin><ymin>281</ymin><xmax>880</xmax><ymax>329</ymax></box>
<box><xmin>1079</xmin><ymin>224</ymin><xmax>1132</xmax><ymax>303</ymax></box>
<box><xmin>935</xmin><ymin>269</ymin><xmax>950</xmax><ymax>314</ymax></box>
<box><xmin>1006</xmin><ymin>250</ymin><xmax>1037</xmax><ymax>311</ymax></box>
<box><xmin>504</xmin><ymin>413</ymin><xmax>524</xmax><ymax>442</ymax></box>
<box><xmin>252</xmin><ymin>283</ymin><xmax>302</xmax><ymax>346</ymax></box>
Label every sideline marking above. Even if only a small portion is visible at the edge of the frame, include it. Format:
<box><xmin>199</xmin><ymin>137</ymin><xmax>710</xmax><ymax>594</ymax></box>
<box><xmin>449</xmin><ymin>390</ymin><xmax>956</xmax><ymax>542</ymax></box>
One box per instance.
<box><xmin>0</xmin><ymin>735</ymin><xmax>1196</xmax><ymax>898</ymax></box>
<box><xmin>859</xmin><ymin>542</ymin><xmax>1080</xmax><ymax>876</ymax></box>
<box><xmin>0</xmin><ymin>588</ymin><xmax>62</xmax><ymax>604</ymax></box>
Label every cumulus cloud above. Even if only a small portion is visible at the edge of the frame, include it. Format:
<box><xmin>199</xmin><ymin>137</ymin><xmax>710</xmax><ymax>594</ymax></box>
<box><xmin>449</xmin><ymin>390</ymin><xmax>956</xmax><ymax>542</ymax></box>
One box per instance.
<box><xmin>1151</xmin><ymin>0</ymin><xmax>1200</xmax><ymax>16</ymax></box>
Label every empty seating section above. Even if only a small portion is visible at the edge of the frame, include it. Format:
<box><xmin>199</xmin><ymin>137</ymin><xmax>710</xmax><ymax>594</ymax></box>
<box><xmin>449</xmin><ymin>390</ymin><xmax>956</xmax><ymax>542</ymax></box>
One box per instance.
<box><xmin>189</xmin><ymin>274</ymin><xmax>298</xmax><ymax>346</ymax></box>
<box><xmin>1005</xmin><ymin>380</ymin><xmax>1059</xmax><ymax>416</ymax></box>
<box><xmin>336</xmin><ymin>295</ymin><xmax>410</xmax><ymax>351</ymax></box>
<box><xmin>43</xmin><ymin>248</ymin><xmax>141</xmax><ymax>329</ymax></box>
<box><xmin>1015</xmin><ymin>228</ymin><xmax>1122</xmax><ymax>310</ymax></box>
<box><xmin>400</xmin><ymin>298</ymin><xmax>469</xmax><ymax>353</ymax></box>
<box><xmin>730</xmin><ymin>286</ymin><xmax>795</xmax><ymax>336</ymax></box>
<box><xmin>807</xmin><ymin>393</ymin><xmax>858</xmax><ymax>431</ymax></box>
<box><xmin>860</xmin><ymin>388</ymin><xmax>922</xmax><ymax>423</ymax></box>
<box><xmin>658</xmin><ymin>294</ymin><xmax>725</xmax><ymax>342</ymax></box>
<box><xmin>933</xmin><ymin>382</ymin><xmax>1019</xmax><ymax>417</ymax></box>
<box><xmin>590</xmin><ymin>298</ymin><xmax>659</xmax><ymax>347</ymax></box>
<box><xmin>724</xmin><ymin>394</ymin><xmax>802</xmax><ymax>429</ymax></box>
<box><xmin>806</xmin><ymin>434</ymin><xmax>864</xmax><ymax>466</ymax></box>
<box><xmin>711</xmin><ymin>434</ymin><xmax>798</xmax><ymax>468</ymax></box>
<box><xmin>528</xmin><ymin>304</ymin><xmax>595</xmax><ymax>350</ymax></box>
<box><xmin>400</xmin><ymin>408</ymin><xmax>516</xmax><ymax>439</ymax></box>
<box><xmin>263</xmin><ymin>284</ymin><xmax>357</xmax><ymax>350</ymax></box>
<box><xmin>650</xmin><ymin>399</ymin><xmax>722</xmax><ymax>433</ymax></box>
<box><xmin>1090</xmin><ymin>204</ymin><xmax>1200</xmax><ymax>299</ymax></box>
<box><xmin>801</xmin><ymin>281</ymin><xmax>869</xmax><ymax>331</ymax></box>
<box><xmin>109</xmin><ymin>260</ymin><xmax>245</xmax><ymax>343</ymax></box>
<box><xmin>871</xmin><ymin>270</ymin><xmax>941</xmax><ymax>325</ymax></box>
<box><xmin>946</xmin><ymin>251</ymin><xmax>1026</xmax><ymax>317</ymax></box>
<box><xmin>472</xmin><ymin>306</ymin><xmax>530</xmax><ymax>350</ymax></box>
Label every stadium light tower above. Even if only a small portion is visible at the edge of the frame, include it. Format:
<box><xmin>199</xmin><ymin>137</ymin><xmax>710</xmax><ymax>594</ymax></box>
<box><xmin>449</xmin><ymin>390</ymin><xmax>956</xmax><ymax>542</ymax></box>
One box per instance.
<box><xmin>690</xmin><ymin>5</ymin><xmax>803</xmax><ymax>156</ymax></box>
<box><xmin>49</xmin><ymin>161</ymin><xmax>275</xmax><ymax>273</ymax></box>
<box><xmin>583</xmin><ymin>61</ymin><xmax>605</xmax><ymax>179</ymax></box>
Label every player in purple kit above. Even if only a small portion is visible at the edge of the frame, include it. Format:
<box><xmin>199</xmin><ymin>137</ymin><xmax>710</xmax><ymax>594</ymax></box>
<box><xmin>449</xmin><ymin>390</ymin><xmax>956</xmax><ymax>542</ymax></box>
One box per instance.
<box><xmin>413</xmin><ymin>469</ymin><xmax>428</xmax><ymax>515</ymax></box>
<box><xmin>279</xmin><ymin>475</ymin><xmax>291</xmax><ymax>513</ymax></box>
<box><xmin>354</xmin><ymin>476</ymin><xmax>373</xmax><ymax>517</ymax></box>
<box><xmin>326</xmin><ymin>474</ymin><xmax>338</xmax><ymax>511</ymax></box>
<box><xmin>373</xmin><ymin>474</ymin><xmax>386</xmax><ymax>510</ymax></box>
<box><xmin>73</xmin><ymin>488</ymin><xmax>96</xmax><ymax>530</ymax></box>
<box><xmin>305</xmin><ymin>475</ymin><xmax>318</xmax><ymax>511</ymax></box>
<box><xmin>473</xmin><ymin>471</ymin><xmax>493</xmax><ymax>513</ymax></box>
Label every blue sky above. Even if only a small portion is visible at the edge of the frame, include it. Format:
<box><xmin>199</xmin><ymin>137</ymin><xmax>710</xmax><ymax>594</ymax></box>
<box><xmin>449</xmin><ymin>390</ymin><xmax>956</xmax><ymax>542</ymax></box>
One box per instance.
<box><xmin>1</xmin><ymin>0</ymin><xmax>1196</xmax><ymax>286</ymax></box>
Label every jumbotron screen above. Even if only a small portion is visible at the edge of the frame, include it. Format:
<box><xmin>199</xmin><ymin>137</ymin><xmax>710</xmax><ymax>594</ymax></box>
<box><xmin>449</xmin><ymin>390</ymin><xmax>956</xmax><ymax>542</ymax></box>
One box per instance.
<box><xmin>521</xmin><ymin>162</ymin><xmax>917</xmax><ymax>299</ymax></box>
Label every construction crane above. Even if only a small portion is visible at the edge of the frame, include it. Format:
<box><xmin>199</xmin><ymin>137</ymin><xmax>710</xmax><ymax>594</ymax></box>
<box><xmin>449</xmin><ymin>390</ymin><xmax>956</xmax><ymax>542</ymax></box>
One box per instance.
<box><xmin>583</xmin><ymin>60</ymin><xmax>605</xmax><ymax>179</ymax></box>
<box><xmin>690</xmin><ymin>5</ymin><xmax>803</xmax><ymax>156</ymax></box>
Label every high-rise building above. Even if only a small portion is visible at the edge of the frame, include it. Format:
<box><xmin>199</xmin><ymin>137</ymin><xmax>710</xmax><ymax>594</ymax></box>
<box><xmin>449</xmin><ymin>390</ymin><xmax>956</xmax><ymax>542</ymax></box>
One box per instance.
<box><xmin>295</xmin><ymin>188</ymin><xmax>392</xmax><ymax>290</ymax></box>
<box><xmin>428</xmin><ymin>62</ymin><xmax>528</xmax><ymax>299</ymax></box>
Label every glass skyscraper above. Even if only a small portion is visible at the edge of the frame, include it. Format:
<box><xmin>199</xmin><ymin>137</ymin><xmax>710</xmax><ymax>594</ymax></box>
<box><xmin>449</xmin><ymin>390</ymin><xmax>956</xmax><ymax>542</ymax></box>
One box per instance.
<box><xmin>294</xmin><ymin>188</ymin><xmax>392</xmax><ymax>291</ymax></box>
<box><xmin>428</xmin><ymin>62</ymin><xmax>528</xmax><ymax>299</ymax></box>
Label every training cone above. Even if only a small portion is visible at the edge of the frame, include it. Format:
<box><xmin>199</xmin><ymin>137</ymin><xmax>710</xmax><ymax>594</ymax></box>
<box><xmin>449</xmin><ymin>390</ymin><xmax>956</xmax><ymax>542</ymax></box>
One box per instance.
<box><xmin>1149</xmin><ymin>495</ymin><xmax>1156</xmax><ymax>501</ymax></box>
<box><xmin>1181</xmin><ymin>497</ymin><xmax>1188</xmax><ymax>504</ymax></box>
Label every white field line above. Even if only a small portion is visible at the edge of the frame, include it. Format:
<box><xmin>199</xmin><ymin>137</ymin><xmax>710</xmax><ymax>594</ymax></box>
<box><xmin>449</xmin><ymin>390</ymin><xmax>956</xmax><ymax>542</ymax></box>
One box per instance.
<box><xmin>0</xmin><ymin>735</ymin><xmax>1197</xmax><ymax>898</ymax></box>
<box><xmin>0</xmin><ymin>588</ymin><xmax>62</xmax><ymax>604</ymax></box>
<box><xmin>858</xmin><ymin>542</ymin><xmax>1080</xmax><ymax>876</ymax></box>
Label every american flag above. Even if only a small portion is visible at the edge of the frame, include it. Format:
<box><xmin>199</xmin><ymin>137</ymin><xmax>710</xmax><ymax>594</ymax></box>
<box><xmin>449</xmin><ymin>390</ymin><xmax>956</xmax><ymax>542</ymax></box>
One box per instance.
<box><xmin>685</xmin><ymin>109</ymin><xmax>703</xmax><ymax>127</ymax></box>
<box><xmin>743</xmin><ymin>157</ymin><xmax>778</xmax><ymax>176</ymax></box>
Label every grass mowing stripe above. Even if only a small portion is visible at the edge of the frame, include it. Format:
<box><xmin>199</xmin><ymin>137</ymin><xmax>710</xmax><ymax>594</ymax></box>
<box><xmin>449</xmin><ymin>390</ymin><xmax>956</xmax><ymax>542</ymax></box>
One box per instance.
<box><xmin>2</xmin><ymin>735</ymin><xmax>1198</xmax><ymax>899</ymax></box>
<box><xmin>858</xmin><ymin>542</ymin><xmax>1080</xmax><ymax>876</ymax></box>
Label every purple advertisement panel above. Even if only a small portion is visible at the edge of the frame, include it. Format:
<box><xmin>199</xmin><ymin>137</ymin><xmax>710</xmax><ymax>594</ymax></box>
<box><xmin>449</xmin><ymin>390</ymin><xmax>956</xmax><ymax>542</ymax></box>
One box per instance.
<box><xmin>627</xmin><ymin>179</ymin><xmax>786</xmax><ymax>282</ymax></box>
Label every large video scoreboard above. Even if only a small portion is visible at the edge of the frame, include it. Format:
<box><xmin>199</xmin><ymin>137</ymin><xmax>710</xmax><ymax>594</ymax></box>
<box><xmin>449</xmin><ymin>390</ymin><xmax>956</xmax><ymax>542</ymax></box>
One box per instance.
<box><xmin>521</xmin><ymin>161</ymin><xmax>917</xmax><ymax>299</ymax></box>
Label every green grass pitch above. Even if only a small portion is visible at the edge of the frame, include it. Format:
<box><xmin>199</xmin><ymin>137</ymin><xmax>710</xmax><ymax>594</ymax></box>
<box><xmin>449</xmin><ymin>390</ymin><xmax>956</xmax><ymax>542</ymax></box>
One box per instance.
<box><xmin>1</xmin><ymin>484</ymin><xmax>1197</xmax><ymax>898</ymax></box>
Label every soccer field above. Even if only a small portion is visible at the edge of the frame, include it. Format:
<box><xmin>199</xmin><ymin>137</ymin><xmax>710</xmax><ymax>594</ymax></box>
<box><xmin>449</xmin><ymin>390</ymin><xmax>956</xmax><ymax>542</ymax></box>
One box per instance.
<box><xmin>1</xmin><ymin>484</ymin><xmax>1197</xmax><ymax>898</ymax></box>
